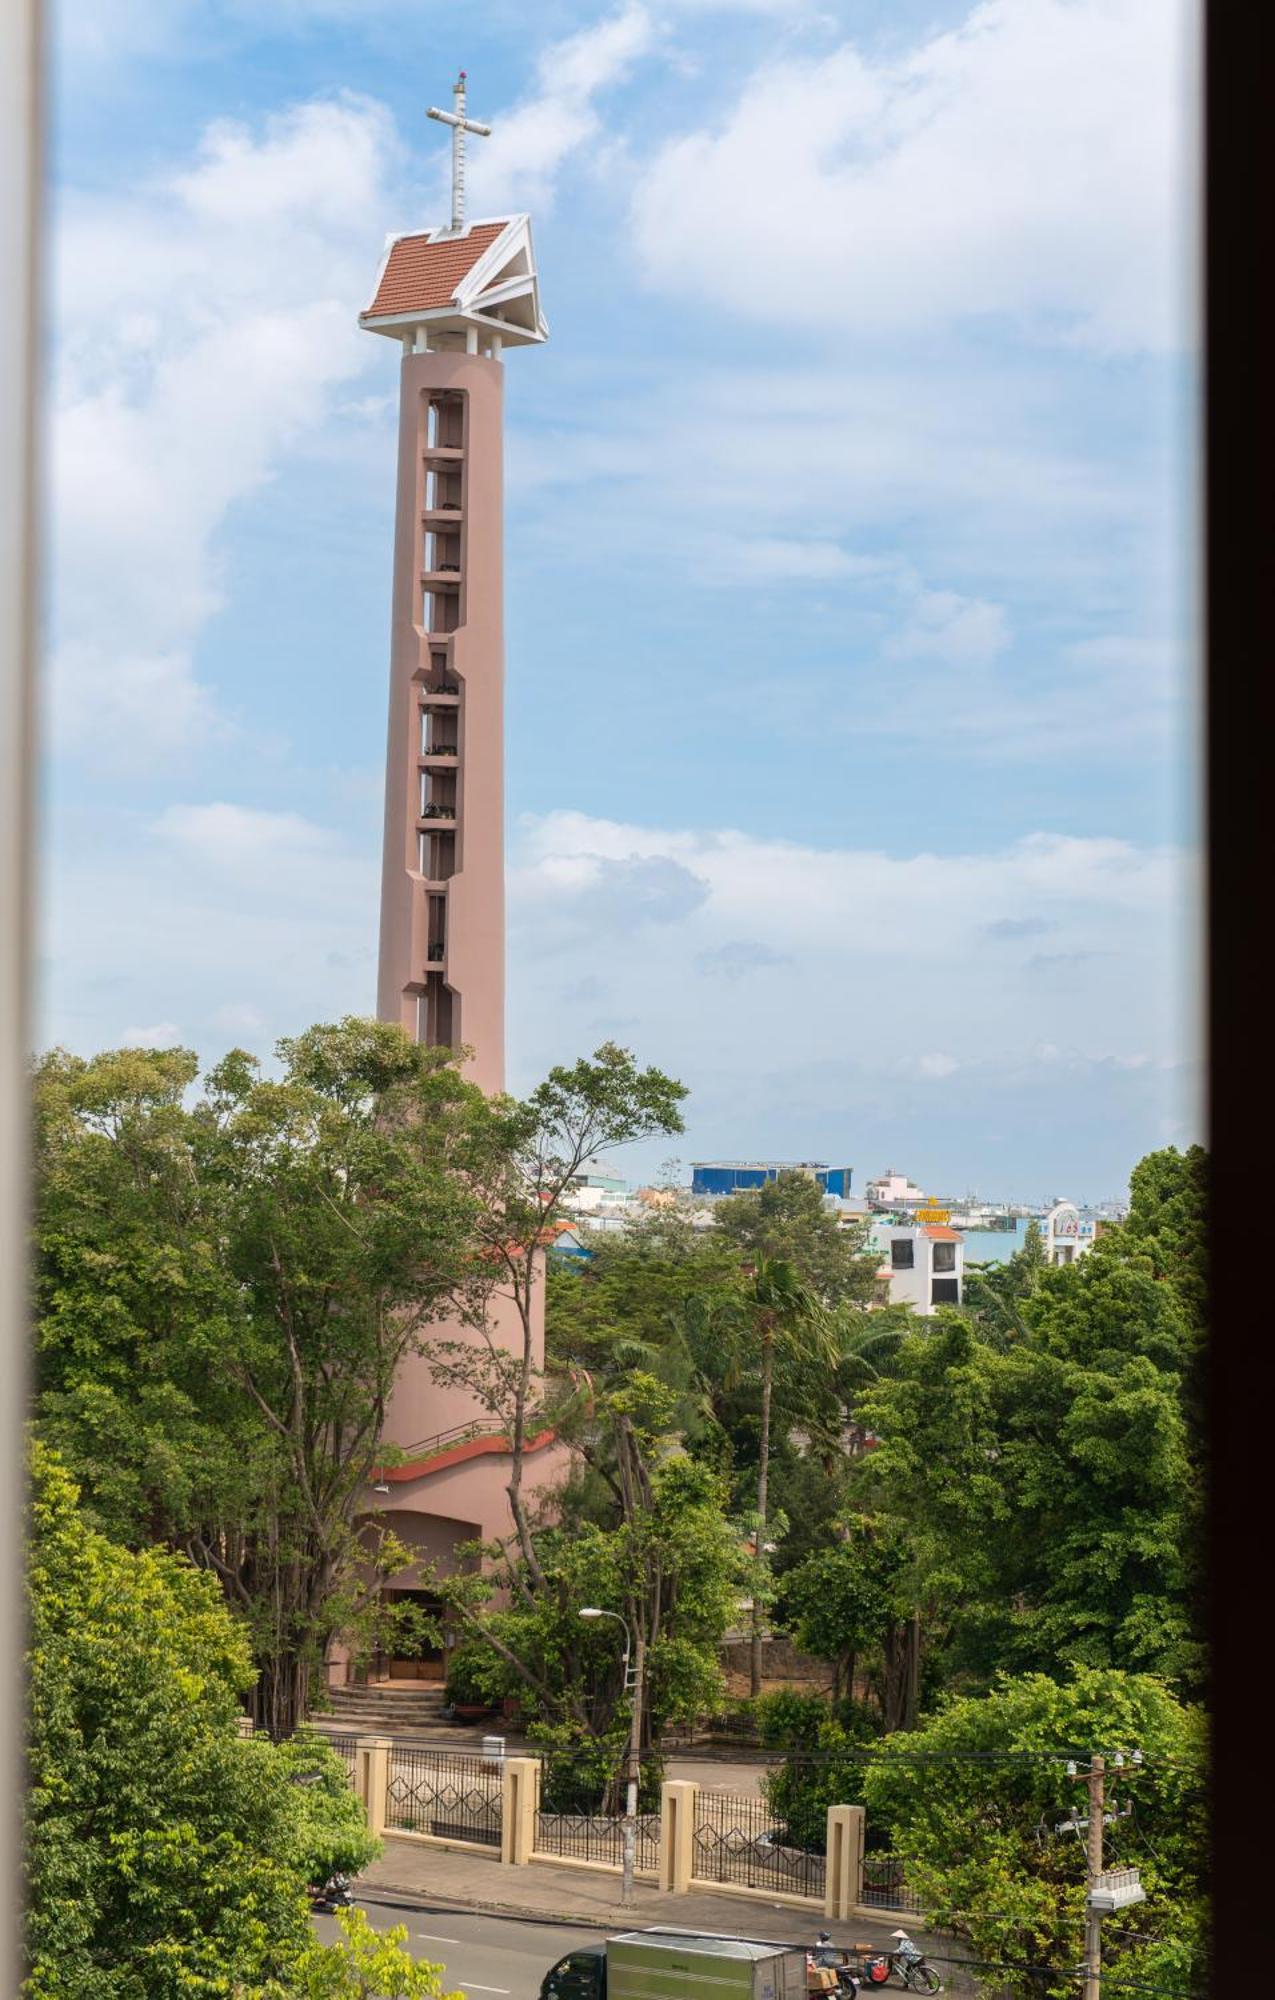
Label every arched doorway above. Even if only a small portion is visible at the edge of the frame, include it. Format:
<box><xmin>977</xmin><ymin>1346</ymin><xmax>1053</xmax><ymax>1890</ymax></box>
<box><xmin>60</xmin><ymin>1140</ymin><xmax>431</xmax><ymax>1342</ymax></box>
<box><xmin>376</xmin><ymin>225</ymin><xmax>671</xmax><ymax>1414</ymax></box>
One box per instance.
<box><xmin>357</xmin><ymin>1506</ymin><xmax>481</xmax><ymax>1686</ymax></box>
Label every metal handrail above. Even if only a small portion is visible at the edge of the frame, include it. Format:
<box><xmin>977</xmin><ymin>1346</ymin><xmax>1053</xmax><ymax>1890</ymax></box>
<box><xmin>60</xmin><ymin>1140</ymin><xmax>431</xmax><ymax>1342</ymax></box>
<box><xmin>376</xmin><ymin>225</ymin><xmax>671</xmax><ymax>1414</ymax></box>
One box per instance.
<box><xmin>373</xmin><ymin>1416</ymin><xmax>558</xmax><ymax>1474</ymax></box>
<box><xmin>381</xmin><ymin>1418</ymin><xmax>507</xmax><ymax>1464</ymax></box>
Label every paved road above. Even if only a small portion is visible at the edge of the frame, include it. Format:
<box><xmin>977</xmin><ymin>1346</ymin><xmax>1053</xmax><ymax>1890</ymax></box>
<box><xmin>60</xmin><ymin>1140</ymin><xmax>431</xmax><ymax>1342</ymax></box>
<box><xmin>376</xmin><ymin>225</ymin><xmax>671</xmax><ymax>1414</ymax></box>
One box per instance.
<box><xmin>315</xmin><ymin>1898</ymin><xmax>600</xmax><ymax>1998</ymax></box>
<box><xmin>318</xmin><ymin>1898</ymin><xmax>962</xmax><ymax>1997</ymax></box>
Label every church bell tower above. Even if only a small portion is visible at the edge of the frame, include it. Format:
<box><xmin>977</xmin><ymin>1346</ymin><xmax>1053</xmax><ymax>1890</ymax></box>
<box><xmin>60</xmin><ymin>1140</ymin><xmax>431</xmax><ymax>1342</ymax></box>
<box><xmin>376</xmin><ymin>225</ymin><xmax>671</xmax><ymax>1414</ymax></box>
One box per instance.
<box><xmin>361</xmin><ymin>72</ymin><xmax>547</xmax><ymax>1093</ymax></box>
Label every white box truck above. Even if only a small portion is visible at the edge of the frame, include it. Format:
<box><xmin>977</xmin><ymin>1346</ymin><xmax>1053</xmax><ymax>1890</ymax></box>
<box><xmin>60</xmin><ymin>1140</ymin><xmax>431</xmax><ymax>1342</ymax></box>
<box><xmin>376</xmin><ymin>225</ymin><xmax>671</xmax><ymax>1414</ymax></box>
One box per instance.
<box><xmin>539</xmin><ymin>1928</ymin><xmax>810</xmax><ymax>2000</ymax></box>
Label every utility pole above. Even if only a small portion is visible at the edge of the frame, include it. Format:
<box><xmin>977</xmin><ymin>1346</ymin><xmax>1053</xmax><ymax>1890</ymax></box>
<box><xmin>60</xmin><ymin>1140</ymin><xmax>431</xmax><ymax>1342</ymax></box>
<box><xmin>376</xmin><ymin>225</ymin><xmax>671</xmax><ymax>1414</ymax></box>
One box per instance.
<box><xmin>579</xmin><ymin>1606</ymin><xmax>641</xmax><ymax>1907</ymax></box>
<box><xmin>622</xmin><ymin>1631</ymin><xmax>646</xmax><ymax>1910</ymax></box>
<box><xmin>1058</xmin><ymin>1750</ymin><xmax>1145</xmax><ymax>1999</ymax></box>
<box><xmin>1082</xmin><ymin>1755</ymin><xmax>1105</xmax><ymax>2000</ymax></box>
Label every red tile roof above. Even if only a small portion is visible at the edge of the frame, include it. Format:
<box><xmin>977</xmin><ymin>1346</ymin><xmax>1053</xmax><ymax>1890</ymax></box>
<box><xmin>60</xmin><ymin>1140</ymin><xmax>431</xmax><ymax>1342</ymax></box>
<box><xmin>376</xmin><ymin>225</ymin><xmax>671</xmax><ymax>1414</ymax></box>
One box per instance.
<box><xmin>923</xmin><ymin>1225</ymin><xmax>962</xmax><ymax>1241</ymax></box>
<box><xmin>364</xmin><ymin>221</ymin><xmax>508</xmax><ymax>320</ymax></box>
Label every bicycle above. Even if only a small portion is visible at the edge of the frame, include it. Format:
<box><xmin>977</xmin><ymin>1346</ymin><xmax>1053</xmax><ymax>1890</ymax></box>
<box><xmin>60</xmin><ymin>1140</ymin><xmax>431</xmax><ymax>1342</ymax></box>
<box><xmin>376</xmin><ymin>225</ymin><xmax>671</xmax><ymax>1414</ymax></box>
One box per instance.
<box><xmin>857</xmin><ymin>1931</ymin><xmax>941</xmax><ymax>1994</ymax></box>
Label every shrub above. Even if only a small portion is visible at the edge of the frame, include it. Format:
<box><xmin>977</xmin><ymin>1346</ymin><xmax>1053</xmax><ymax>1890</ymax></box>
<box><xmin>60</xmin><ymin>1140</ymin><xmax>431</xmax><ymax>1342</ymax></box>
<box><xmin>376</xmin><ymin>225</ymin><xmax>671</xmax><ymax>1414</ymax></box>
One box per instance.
<box><xmin>754</xmin><ymin>1688</ymin><xmax>829</xmax><ymax>1749</ymax></box>
<box><xmin>444</xmin><ymin>1643</ymin><xmax>501</xmax><ymax>1708</ymax></box>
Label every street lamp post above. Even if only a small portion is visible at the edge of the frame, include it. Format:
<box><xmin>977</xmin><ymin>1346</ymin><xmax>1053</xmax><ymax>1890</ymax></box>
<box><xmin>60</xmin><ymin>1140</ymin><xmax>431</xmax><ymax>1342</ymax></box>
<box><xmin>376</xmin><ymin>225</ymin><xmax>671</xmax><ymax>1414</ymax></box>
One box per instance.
<box><xmin>580</xmin><ymin>1607</ymin><xmax>642</xmax><ymax>1907</ymax></box>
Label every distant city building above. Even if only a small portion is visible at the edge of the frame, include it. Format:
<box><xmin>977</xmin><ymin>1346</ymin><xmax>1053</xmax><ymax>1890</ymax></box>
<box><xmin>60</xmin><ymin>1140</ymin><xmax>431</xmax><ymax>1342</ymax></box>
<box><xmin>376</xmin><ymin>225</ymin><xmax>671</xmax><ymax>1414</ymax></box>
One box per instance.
<box><xmin>562</xmin><ymin>1167</ymin><xmax>631</xmax><ymax>1214</ymax></box>
<box><xmin>634</xmin><ymin>1186</ymin><xmax>678</xmax><ymax>1210</ymax></box>
<box><xmin>1042</xmin><ymin>1200</ymin><xmax>1107</xmax><ymax>1266</ymax></box>
<box><xmin>865</xmin><ymin>1168</ymin><xmax>927</xmax><ymax>1211</ymax></box>
<box><xmin>870</xmin><ymin>1222</ymin><xmax>965</xmax><ymax>1314</ymax></box>
<box><xmin>691</xmin><ymin>1160</ymin><xmax>854</xmax><ymax>1198</ymax></box>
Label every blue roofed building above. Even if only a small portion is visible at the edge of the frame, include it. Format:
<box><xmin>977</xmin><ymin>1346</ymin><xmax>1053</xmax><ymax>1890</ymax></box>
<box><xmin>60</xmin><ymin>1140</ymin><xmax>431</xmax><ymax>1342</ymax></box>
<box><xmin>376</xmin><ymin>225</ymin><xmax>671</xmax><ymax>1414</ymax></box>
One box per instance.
<box><xmin>690</xmin><ymin>1160</ymin><xmax>854</xmax><ymax>1199</ymax></box>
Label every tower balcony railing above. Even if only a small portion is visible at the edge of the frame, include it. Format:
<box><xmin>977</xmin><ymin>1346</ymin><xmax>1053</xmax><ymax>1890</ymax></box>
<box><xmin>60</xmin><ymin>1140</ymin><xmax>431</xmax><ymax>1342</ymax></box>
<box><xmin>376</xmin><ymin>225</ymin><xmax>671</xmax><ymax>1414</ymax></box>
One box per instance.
<box><xmin>421</xmin><ymin>744</ymin><xmax>458</xmax><ymax>759</ymax></box>
<box><xmin>427</xmin><ymin>941</ymin><xmax>445</xmax><ymax>962</ymax></box>
<box><xmin>369</xmin><ymin>1420</ymin><xmax>557</xmax><ymax>1484</ymax></box>
<box><xmin>420</xmin><ymin>804</ymin><xmax>457</xmax><ymax>821</ymax></box>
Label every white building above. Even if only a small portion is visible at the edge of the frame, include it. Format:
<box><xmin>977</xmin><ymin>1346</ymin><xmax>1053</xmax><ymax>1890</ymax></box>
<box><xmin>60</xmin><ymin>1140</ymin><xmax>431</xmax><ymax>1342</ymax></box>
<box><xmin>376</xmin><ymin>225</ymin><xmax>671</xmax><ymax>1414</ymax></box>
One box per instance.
<box><xmin>871</xmin><ymin>1223</ymin><xmax>965</xmax><ymax>1315</ymax></box>
<box><xmin>1042</xmin><ymin>1200</ymin><xmax>1104</xmax><ymax>1266</ymax></box>
<box><xmin>866</xmin><ymin>1169</ymin><xmax>928</xmax><ymax>1212</ymax></box>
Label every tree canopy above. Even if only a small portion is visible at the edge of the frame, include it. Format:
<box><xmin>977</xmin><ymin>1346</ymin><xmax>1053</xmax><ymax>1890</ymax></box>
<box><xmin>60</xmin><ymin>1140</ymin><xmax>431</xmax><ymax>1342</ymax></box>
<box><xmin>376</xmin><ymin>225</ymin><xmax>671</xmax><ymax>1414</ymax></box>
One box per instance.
<box><xmin>862</xmin><ymin>1667</ymin><xmax>1205</xmax><ymax>2000</ymax></box>
<box><xmin>714</xmin><ymin>1170</ymin><xmax>878</xmax><ymax>1306</ymax></box>
<box><xmin>36</xmin><ymin>1020</ymin><xmax>511</xmax><ymax>1729</ymax></box>
<box><xmin>25</xmin><ymin>1441</ymin><xmax>386</xmax><ymax>1996</ymax></box>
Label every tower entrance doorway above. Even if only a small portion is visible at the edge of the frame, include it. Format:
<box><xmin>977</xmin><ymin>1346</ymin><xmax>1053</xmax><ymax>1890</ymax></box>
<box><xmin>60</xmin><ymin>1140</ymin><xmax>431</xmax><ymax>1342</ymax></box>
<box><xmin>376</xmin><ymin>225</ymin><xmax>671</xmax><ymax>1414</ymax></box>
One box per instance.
<box><xmin>378</xmin><ymin>1588</ymin><xmax>448</xmax><ymax>1681</ymax></box>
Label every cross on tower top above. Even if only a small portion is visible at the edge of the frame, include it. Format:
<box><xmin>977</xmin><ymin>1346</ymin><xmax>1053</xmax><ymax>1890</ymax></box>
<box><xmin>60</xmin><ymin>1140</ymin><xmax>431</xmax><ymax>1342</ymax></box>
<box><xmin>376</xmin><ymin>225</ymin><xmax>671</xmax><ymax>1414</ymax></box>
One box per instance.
<box><xmin>426</xmin><ymin>70</ymin><xmax>492</xmax><ymax>234</ymax></box>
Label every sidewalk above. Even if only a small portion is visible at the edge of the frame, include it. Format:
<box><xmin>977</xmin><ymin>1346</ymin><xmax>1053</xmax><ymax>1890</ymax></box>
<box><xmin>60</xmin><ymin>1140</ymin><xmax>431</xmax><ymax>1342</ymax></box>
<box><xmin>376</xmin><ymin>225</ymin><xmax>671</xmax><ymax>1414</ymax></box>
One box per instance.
<box><xmin>359</xmin><ymin>1836</ymin><xmax>924</xmax><ymax>1950</ymax></box>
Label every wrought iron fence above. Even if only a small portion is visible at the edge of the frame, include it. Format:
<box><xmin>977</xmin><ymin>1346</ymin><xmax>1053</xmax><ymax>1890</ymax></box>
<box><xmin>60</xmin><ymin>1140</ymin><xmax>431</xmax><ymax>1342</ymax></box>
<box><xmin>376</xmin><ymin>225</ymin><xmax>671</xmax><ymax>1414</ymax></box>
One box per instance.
<box><xmin>691</xmin><ymin>1787</ymin><xmax>826</xmax><ymax>1901</ymax></box>
<box><xmin>861</xmin><ymin>1852</ymin><xmax>924</xmax><ymax>1914</ymax></box>
<box><xmin>386</xmin><ymin>1746</ymin><xmax>502</xmax><ymax>1847</ymax></box>
<box><xmin>325</xmin><ymin>1734</ymin><xmax>357</xmax><ymax>1780</ymax></box>
<box><xmin>533</xmin><ymin>1809</ymin><xmax>660</xmax><ymax>1873</ymax></box>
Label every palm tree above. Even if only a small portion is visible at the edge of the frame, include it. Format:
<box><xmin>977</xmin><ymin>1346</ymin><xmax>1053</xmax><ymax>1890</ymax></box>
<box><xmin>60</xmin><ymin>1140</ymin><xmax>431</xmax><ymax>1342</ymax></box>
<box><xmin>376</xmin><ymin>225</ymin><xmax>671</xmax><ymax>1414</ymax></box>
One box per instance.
<box><xmin>739</xmin><ymin>1254</ymin><xmax>834</xmax><ymax>1697</ymax></box>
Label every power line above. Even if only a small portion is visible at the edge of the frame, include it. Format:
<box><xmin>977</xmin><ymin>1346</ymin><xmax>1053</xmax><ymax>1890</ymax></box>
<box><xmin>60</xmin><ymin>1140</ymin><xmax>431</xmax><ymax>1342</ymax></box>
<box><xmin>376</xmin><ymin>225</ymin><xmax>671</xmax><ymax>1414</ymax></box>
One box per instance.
<box><xmin>919</xmin><ymin>1945</ymin><xmax>1201</xmax><ymax>1999</ymax></box>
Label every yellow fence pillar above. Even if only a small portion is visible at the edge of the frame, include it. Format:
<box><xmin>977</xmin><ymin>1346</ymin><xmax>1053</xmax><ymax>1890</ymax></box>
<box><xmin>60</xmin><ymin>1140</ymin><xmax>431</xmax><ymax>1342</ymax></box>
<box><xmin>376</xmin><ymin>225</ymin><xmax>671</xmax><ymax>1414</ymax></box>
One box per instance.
<box><xmin>824</xmin><ymin>1804</ymin><xmax>864</xmax><ymax>1921</ymax></box>
<box><xmin>502</xmin><ymin>1756</ymin><xmax>541</xmax><ymax>1865</ymax></box>
<box><xmin>236</xmin><ymin>1716</ymin><xmax>254</xmax><ymax>1739</ymax></box>
<box><xmin>660</xmin><ymin>1780</ymin><xmax>697</xmax><ymax>1894</ymax></box>
<box><xmin>358</xmin><ymin>1735</ymin><xmax>392</xmax><ymax>1838</ymax></box>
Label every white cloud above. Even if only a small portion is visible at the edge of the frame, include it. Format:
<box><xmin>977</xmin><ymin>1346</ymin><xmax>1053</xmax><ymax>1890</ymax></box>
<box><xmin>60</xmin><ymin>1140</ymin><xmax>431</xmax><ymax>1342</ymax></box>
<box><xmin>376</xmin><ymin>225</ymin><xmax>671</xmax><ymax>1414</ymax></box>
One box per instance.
<box><xmin>704</xmin><ymin>536</ymin><xmax>894</xmax><ymax>584</ymax></box>
<box><xmin>631</xmin><ymin>0</ymin><xmax>1197</xmax><ymax>352</ymax></box>
<box><xmin>467</xmin><ymin>6</ymin><xmax>654</xmax><ymax>218</ymax></box>
<box><xmin>154</xmin><ymin>802</ymin><xmax>347</xmax><ymax>870</ymax></box>
<box><xmin>885</xmin><ymin>588</ymin><xmax>1011</xmax><ymax>668</ymax></box>
<box><xmin>42</xmin><ymin>800</ymin><xmax>379</xmax><ymax>1063</ymax></box>
<box><xmin>121</xmin><ymin>1021</ymin><xmax>183</xmax><ymax>1049</ymax></box>
<box><xmin>39</xmin><ymin>791</ymin><xmax>1197</xmax><ymax>1197</ymax></box>
<box><xmin>48</xmin><ymin>96</ymin><xmax>399</xmax><ymax>769</ymax></box>
<box><xmin>662</xmin><ymin>0</ymin><xmax>818</xmax><ymax>12</ymax></box>
<box><xmin>917</xmin><ymin>1052</ymin><xmax>961</xmax><ymax>1079</ymax></box>
<box><xmin>503</xmin><ymin>809</ymin><xmax>1198</xmax><ymax>1193</ymax></box>
<box><xmin>214</xmin><ymin>1002</ymin><xmax>267</xmax><ymax>1035</ymax></box>
<box><xmin>510</xmin><ymin>352</ymin><xmax>1159</xmax><ymax>612</ymax></box>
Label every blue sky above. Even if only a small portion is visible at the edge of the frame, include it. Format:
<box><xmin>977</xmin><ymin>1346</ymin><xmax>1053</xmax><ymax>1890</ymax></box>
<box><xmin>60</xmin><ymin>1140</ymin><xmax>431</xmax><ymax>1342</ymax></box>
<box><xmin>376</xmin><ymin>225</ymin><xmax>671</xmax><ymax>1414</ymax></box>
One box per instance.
<box><xmin>40</xmin><ymin>0</ymin><xmax>1200</xmax><ymax>1203</ymax></box>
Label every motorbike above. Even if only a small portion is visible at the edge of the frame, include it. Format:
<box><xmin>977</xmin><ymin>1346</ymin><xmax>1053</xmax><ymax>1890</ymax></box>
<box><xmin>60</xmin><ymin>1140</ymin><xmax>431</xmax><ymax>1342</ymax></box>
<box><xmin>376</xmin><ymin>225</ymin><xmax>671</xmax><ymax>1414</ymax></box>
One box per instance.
<box><xmin>807</xmin><ymin>1933</ymin><xmax>861</xmax><ymax>1995</ymax></box>
<box><xmin>310</xmin><ymin>1873</ymin><xmax>355</xmax><ymax>1914</ymax></box>
<box><xmin>856</xmin><ymin>1930</ymin><xmax>941</xmax><ymax>1994</ymax></box>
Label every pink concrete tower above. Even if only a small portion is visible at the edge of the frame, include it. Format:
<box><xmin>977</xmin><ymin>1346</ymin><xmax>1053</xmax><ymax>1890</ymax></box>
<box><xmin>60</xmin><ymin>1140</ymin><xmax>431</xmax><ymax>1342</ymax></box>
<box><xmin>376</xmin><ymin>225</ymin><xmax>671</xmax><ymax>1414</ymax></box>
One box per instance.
<box><xmin>337</xmin><ymin>81</ymin><xmax>559</xmax><ymax>1685</ymax></box>
<box><xmin>361</xmin><ymin>76</ymin><xmax>547</xmax><ymax>1092</ymax></box>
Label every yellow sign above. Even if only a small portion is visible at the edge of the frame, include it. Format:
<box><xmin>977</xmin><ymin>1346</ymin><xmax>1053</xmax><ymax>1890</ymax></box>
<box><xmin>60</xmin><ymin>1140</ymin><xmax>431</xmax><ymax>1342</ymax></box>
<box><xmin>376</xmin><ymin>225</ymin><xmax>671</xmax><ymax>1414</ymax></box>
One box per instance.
<box><xmin>914</xmin><ymin>1205</ymin><xmax>951</xmax><ymax>1225</ymax></box>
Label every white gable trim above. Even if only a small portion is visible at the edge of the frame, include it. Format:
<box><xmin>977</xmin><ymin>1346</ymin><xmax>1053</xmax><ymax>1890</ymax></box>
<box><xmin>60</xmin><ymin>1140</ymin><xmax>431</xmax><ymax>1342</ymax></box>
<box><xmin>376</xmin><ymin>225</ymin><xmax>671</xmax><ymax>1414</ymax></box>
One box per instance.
<box><xmin>361</xmin><ymin>231</ymin><xmax>402</xmax><ymax>318</ymax></box>
<box><xmin>453</xmin><ymin>215</ymin><xmax>531</xmax><ymax>298</ymax></box>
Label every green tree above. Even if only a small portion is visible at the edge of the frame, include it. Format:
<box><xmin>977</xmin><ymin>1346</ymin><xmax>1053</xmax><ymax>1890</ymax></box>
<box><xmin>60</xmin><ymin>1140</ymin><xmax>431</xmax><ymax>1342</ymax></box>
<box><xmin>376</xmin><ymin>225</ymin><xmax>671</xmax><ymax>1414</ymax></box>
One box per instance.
<box><xmin>729</xmin><ymin>1255</ymin><xmax>841</xmax><ymax>1695</ymax></box>
<box><xmin>25</xmin><ymin>1441</ymin><xmax>379</xmax><ymax>1998</ymax></box>
<box><xmin>962</xmin><ymin>1219</ymin><xmax>1046</xmax><ymax>1343</ymax></box>
<box><xmin>855</xmin><ymin>1252</ymin><xmax>1199</xmax><ymax>1692</ymax></box>
<box><xmin>714</xmin><ymin>1170</ymin><xmax>878</xmax><ymax>1305</ymax></box>
<box><xmin>426</xmin><ymin>1043</ymin><xmax>687</xmax><ymax>1590</ymax></box>
<box><xmin>433</xmin><ymin>1381</ymin><xmax>743</xmax><ymax>1799</ymax></box>
<box><xmin>293</xmin><ymin>1909</ymin><xmax>460</xmax><ymax>2000</ymax></box>
<box><xmin>777</xmin><ymin>1532</ymin><xmax>899</xmax><ymax>1703</ymax></box>
<box><xmin>1092</xmin><ymin>1145</ymin><xmax>1206</xmax><ymax>1333</ymax></box>
<box><xmin>35</xmin><ymin>1021</ymin><xmax>492</xmax><ymax>1733</ymax></box>
<box><xmin>546</xmin><ymin>1212</ymin><xmax>737</xmax><ymax>1409</ymax></box>
<box><xmin>861</xmin><ymin>1667</ymin><xmax>1205</xmax><ymax>2000</ymax></box>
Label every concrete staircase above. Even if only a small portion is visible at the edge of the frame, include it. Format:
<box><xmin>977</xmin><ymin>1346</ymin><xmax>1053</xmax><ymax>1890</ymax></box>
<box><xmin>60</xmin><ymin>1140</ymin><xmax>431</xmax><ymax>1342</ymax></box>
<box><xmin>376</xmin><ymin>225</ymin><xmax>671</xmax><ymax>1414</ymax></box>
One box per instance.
<box><xmin>306</xmin><ymin>1681</ymin><xmax>482</xmax><ymax>1741</ymax></box>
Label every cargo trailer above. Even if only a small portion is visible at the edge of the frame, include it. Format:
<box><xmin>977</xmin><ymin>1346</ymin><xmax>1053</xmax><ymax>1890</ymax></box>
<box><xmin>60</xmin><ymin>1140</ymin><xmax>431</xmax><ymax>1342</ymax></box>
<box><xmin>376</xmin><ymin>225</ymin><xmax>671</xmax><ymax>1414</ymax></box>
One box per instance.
<box><xmin>539</xmin><ymin>1928</ymin><xmax>810</xmax><ymax>2000</ymax></box>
